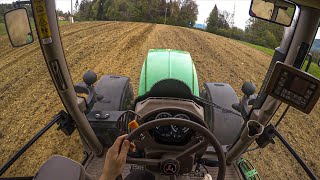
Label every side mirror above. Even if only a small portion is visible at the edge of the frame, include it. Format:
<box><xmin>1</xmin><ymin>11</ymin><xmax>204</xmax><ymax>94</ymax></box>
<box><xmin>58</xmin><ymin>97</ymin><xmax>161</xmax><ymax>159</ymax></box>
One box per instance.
<box><xmin>249</xmin><ymin>0</ymin><xmax>296</xmax><ymax>27</ymax></box>
<box><xmin>318</xmin><ymin>59</ymin><xmax>320</xmax><ymax>67</ymax></box>
<box><xmin>4</xmin><ymin>8</ymin><xmax>34</xmax><ymax>47</ymax></box>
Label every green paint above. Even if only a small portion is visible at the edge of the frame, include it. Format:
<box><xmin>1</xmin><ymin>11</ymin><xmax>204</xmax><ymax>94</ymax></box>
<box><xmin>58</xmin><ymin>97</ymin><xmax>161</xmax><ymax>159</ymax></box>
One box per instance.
<box><xmin>237</xmin><ymin>158</ymin><xmax>261</xmax><ymax>180</ymax></box>
<box><xmin>138</xmin><ymin>49</ymin><xmax>200</xmax><ymax>96</ymax></box>
<box><xmin>244</xmin><ymin>169</ymin><xmax>258</xmax><ymax>178</ymax></box>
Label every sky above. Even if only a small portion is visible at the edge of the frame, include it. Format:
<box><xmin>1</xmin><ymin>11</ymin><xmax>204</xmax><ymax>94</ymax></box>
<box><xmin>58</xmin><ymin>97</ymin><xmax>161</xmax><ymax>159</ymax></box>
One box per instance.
<box><xmin>1</xmin><ymin>0</ymin><xmax>319</xmax><ymax>38</ymax></box>
<box><xmin>196</xmin><ymin>0</ymin><xmax>251</xmax><ymax>29</ymax></box>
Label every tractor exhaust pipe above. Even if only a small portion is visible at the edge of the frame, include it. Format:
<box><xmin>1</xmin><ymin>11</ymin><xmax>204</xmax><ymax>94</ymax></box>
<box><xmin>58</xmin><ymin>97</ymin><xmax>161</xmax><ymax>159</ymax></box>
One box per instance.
<box><xmin>226</xmin><ymin>120</ymin><xmax>264</xmax><ymax>164</ymax></box>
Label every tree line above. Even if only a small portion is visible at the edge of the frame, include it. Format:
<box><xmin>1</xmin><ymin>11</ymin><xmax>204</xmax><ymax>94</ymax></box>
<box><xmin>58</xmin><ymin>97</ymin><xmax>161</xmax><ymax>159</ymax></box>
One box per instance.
<box><xmin>0</xmin><ymin>4</ymin><xmax>32</xmax><ymax>22</ymax></box>
<box><xmin>0</xmin><ymin>4</ymin><xmax>11</xmax><ymax>23</ymax></box>
<box><xmin>74</xmin><ymin>0</ymin><xmax>198</xmax><ymax>27</ymax></box>
<box><xmin>206</xmin><ymin>4</ymin><xmax>283</xmax><ymax>49</ymax></box>
<box><xmin>73</xmin><ymin>1</ymin><xmax>284</xmax><ymax>49</ymax></box>
<box><xmin>311</xmin><ymin>51</ymin><xmax>320</xmax><ymax>62</ymax></box>
<box><xmin>56</xmin><ymin>9</ymin><xmax>71</xmax><ymax>19</ymax></box>
<box><xmin>1</xmin><ymin>2</ymin><xmax>317</xmax><ymax>55</ymax></box>
<box><xmin>0</xmin><ymin>4</ymin><xmax>33</xmax><ymax>23</ymax></box>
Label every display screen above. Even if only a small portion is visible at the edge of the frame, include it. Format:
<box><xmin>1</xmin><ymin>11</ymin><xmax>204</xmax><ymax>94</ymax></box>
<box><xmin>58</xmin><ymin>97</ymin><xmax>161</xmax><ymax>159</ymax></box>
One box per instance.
<box><xmin>290</xmin><ymin>76</ymin><xmax>310</xmax><ymax>96</ymax></box>
<box><xmin>267</xmin><ymin>62</ymin><xmax>320</xmax><ymax>114</ymax></box>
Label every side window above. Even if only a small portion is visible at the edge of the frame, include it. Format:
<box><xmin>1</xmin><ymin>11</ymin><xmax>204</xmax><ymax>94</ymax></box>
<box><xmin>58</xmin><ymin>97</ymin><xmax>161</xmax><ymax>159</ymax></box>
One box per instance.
<box><xmin>304</xmin><ymin>28</ymin><xmax>320</xmax><ymax>78</ymax></box>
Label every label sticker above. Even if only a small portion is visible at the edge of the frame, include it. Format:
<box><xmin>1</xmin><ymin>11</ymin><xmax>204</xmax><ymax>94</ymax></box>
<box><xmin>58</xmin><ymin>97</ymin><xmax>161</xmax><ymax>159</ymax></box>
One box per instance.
<box><xmin>50</xmin><ymin>60</ymin><xmax>67</xmax><ymax>91</ymax></box>
<box><xmin>42</xmin><ymin>37</ymin><xmax>52</xmax><ymax>44</ymax></box>
<box><xmin>33</xmin><ymin>0</ymin><xmax>52</xmax><ymax>44</ymax></box>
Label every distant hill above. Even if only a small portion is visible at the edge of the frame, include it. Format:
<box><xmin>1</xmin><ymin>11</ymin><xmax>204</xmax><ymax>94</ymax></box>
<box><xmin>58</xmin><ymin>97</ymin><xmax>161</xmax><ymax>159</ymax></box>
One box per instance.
<box><xmin>311</xmin><ymin>39</ymin><xmax>320</xmax><ymax>52</ymax></box>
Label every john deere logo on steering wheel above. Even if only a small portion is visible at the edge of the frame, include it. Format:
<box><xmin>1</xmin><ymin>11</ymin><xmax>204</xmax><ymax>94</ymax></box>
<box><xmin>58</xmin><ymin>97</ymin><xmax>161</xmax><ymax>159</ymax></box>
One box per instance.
<box><xmin>163</xmin><ymin>162</ymin><xmax>177</xmax><ymax>175</ymax></box>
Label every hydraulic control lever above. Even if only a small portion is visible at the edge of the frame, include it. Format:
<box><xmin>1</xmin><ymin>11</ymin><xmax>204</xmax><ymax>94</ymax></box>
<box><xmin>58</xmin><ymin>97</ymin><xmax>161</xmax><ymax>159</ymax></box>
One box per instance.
<box><xmin>232</xmin><ymin>82</ymin><xmax>257</xmax><ymax>121</ymax></box>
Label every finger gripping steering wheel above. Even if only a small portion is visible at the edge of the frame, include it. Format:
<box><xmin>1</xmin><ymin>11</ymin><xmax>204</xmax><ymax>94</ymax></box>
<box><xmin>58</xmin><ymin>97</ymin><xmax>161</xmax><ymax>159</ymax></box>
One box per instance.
<box><xmin>125</xmin><ymin>118</ymin><xmax>226</xmax><ymax>180</ymax></box>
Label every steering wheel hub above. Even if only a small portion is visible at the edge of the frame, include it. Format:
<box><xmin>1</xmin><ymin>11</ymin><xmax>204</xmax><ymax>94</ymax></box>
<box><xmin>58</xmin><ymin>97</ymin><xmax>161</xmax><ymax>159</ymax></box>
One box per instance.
<box><xmin>161</xmin><ymin>159</ymin><xmax>180</xmax><ymax>175</ymax></box>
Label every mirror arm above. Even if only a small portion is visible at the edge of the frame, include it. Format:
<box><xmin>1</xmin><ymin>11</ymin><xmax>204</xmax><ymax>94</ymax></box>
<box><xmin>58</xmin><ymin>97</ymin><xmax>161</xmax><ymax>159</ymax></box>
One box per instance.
<box><xmin>74</xmin><ymin>83</ymin><xmax>102</xmax><ymax>114</ymax></box>
<box><xmin>74</xmin><ymin>83</ymin><xmax>90</xmax><ymax>94</ymax></box>
<box><xmin>271</xmin><ymin>6</ymin><xmax>280</xmax><ymax>21</ymax></box>
<box><xmin>248</xmin><ymin>95</ymin><xmax>257</xmax><ymax>105</ymax></box>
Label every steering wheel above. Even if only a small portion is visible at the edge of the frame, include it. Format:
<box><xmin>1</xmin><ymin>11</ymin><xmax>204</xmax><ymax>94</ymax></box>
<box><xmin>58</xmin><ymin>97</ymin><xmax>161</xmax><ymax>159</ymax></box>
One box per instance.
<box><xmin>125</xmin><ymin>118</ymin><xmax>226</xmax><ymax>180</ymax></box>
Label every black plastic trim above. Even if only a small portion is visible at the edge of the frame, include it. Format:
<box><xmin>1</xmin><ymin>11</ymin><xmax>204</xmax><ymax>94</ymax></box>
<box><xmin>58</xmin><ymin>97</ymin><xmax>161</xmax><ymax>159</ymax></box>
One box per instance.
<box><xmin>293</xmin><ymin>42</ymin><xmax>310</xmax><ymax>69</ymax></box>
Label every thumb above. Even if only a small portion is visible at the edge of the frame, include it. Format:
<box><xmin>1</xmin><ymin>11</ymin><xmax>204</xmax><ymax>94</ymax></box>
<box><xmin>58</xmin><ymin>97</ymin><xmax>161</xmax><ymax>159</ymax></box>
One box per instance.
<box><xmin>118</xmin><ymin>140</ymin><xmax>130</xmax><ymax>159</ymax></box>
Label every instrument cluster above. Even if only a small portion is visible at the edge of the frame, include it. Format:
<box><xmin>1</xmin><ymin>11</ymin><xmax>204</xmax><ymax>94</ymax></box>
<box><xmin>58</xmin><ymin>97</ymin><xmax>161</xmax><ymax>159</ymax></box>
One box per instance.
<box><xmin>148</xmin><ymin>111</ymin><xmax>194</xmax><ymax>145</ymax></box>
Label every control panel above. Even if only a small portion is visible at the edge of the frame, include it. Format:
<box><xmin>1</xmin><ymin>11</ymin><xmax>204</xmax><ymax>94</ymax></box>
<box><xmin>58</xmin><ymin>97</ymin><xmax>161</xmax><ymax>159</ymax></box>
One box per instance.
<box><xmin>266</xmin><ymin>62</ymin><xmax>320</xmax><ymax>114</ymax></box>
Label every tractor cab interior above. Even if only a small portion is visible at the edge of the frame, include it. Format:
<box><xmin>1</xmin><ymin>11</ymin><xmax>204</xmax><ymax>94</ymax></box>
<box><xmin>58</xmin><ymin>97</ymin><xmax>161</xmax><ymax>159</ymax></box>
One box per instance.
<box><xmin>1</xmin><ymin>0</ymin><xmax>320</xmax><ymax>179</ymax></box>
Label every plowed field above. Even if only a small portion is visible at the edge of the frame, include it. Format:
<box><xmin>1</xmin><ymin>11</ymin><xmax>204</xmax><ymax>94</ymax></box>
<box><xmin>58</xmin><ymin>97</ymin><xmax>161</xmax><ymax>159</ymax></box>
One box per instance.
<box><xmin>0</xmin><ymin>22</ymin><xmax>319</xmax><ymax>179</ymax></box>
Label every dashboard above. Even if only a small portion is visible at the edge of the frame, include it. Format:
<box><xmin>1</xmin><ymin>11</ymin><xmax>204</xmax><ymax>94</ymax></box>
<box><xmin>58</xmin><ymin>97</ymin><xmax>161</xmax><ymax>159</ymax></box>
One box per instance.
<box><xmin>146</xmin><ymin>110</ymin><xmax>195</xmax><ymax>145</ymax></box>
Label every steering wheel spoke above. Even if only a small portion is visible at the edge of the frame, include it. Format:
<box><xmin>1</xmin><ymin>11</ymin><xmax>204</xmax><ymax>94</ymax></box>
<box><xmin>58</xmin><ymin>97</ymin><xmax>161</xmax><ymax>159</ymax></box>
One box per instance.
<box><xmin>175</xmin><ymin>138</ymin><xmax>208</xmax><ymax>161</ymax></box>
<box><xmin>132</xmin><ymin>132</ymin><xmax>157</xmax><ymax>151</ymax></box>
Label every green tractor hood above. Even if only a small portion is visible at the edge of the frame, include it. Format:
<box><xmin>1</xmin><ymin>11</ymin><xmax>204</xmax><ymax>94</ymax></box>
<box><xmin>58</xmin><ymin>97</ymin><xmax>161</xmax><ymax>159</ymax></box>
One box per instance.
<box><xmin>138</xmin><ymin>49</ymin><xmax>200</xmax><ymax>97</ymax></box>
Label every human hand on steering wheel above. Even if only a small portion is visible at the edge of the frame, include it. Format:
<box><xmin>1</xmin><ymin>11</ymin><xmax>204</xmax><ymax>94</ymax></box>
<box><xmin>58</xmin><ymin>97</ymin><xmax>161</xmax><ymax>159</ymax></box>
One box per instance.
<box><xmin>100</xmin><ymin>134</ymin><xmax>136</xmax><ymax>180</ymax></box>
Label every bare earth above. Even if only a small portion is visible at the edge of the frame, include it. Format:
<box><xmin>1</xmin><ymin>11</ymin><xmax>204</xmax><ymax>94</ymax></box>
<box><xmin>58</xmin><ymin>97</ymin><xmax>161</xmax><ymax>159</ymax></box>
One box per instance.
<box><xmin>0</xmin><ymin>22</ymin><xmax>319</xmax><ymax>179</ymax></box>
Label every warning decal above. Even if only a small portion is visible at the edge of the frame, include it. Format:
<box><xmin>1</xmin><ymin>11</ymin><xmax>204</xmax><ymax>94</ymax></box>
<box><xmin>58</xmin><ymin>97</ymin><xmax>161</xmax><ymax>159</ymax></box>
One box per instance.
<box><xmin>33</xmin><ymin>0</ymin><xmax>52</xmax><ymax>44</ymax></box>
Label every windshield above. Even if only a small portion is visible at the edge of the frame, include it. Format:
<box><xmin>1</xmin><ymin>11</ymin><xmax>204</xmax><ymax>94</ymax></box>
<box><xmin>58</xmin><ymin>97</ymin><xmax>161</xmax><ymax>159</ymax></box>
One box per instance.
<box><xmin>0</xmin><ymin>3</ymin><xmax>83</xmax><ymax>177</ymax></box>
<box><xmin>0</xmin><ymin>0</ymin><xmax>319</xmax><ymax>179</ymax></box>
